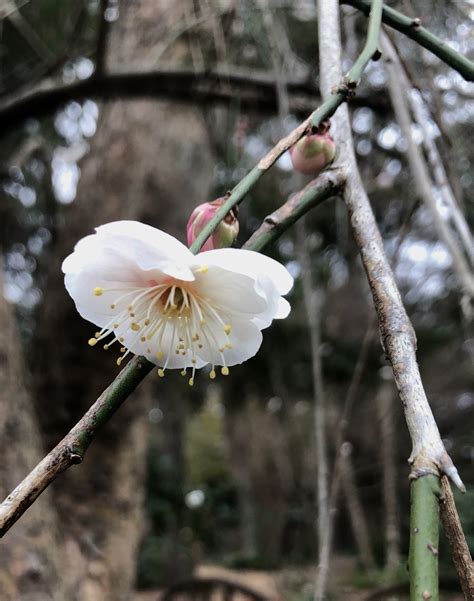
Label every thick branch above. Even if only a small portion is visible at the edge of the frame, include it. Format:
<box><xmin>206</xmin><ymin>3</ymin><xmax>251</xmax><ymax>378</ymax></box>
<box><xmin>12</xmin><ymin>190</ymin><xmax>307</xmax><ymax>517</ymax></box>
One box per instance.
<box><xmin>439</xmin><ymin>477</ymin><xmax>474</xmax><ymax>599</ymax></box>
<box><xmin>342</xmin><ymin>0</ymin><xmax>474</xmax><ymax>81</ymax></box>
<box><xmin>318</xmin><ymin>2</ymin><xmax>464</xmax><ymax>491</ymax></box>
<box><xmin>0</xmin><ymin>67</ymin><xmax>389</xmax><ymax>135</ymax></box>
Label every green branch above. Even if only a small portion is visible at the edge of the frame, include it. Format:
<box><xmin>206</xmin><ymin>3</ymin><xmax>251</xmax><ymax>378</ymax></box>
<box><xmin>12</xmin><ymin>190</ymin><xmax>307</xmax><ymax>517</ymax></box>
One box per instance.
<box><xmin>190</xmin><ymin>0</ymin><xmax>382</xmax><ymax>255</ymax></box>
<box><xmin>0</xmin><ymin>172</ymin><xmax>341</xmax><ymax>538</ymax></box>
<box><xmin>342</xmin><ymin>0</ymin><xmax>474</xmax><ymax>81</ymax></box>
<box><xmin>409</xmin><ymin>475</ymin><xmax>440</xmax><ymax>601</ymax></box>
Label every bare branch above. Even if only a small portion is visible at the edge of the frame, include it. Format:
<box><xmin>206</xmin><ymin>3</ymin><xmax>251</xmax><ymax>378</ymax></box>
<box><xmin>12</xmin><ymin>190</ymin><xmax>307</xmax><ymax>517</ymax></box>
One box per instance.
<box><xmin>382</xmin><ymin>35</ymin><xmax>474</xmax><ymax>307</ymax></box>
<box><xmin>318</xmin><ymin>0</ymin><xmax>464</xmax><ymax>491</ymax></box>
<box><xmin>439</xmin><ymin>476</ymin><xmax>474</xmax><ymax>599</ymax></box>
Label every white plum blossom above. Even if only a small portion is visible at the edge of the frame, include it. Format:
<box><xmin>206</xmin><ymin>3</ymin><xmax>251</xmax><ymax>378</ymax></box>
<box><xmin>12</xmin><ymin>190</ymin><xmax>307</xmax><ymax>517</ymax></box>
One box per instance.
<box><xmin>62</xmin><ymin>221</ymin><xmax>293</xmax><ymax>384</ymax></box>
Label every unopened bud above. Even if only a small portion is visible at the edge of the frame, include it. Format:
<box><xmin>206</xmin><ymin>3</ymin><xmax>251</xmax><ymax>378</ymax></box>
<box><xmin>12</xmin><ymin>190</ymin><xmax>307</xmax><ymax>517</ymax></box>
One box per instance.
<box><xmin>187</xmin><ymin>197</ymin><xmax>239</xmax><ymax>251</ymax></box>
<box><xmin>290</xmin><ymin>121</ymin><xmax>336</xmax><ymax>176</ymax></box>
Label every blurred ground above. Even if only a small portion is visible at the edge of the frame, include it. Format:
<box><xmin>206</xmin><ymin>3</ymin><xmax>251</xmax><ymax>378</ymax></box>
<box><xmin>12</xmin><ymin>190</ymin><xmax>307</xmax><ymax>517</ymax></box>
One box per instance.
<box><xmin>133</xmin><ymin>560</ymin><xmax>464</xmax><ymax>601</ymax></box>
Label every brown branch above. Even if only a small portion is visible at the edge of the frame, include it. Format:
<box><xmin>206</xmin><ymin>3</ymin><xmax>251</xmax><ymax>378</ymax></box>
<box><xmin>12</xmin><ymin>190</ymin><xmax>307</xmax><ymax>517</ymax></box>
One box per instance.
<box><xmin>0</xmin><ymin>356</ymin><xmax>154</xmax><ymax>537</ymax></box>
<box><xmin>439</xmin><ymin>476</ymin><xmax>474</xmax><ymax>599</ymax></box>
<box><xmin>0</xmin><ymin>67</ymin><xmax>389</xmax><ymax>135</ymax></box>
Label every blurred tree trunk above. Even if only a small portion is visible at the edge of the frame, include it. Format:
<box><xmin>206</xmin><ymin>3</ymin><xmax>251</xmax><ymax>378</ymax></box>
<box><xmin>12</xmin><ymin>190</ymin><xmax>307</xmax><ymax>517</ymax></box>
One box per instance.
<box><xmin>29</xmin><ymin>1</ymin><xmax>214</xmax><ymax>599</ymax></box>
<box><xmin>340</xmin><ymin>443</ymin><xmax>376</xmax><ymax>574</ymax></box>
<box><xmin>0</xmin><ymin>264</ymin><xmax>65</xmax><ymax>601</ymax></box>
<box><xmin>376</xmin><ymin>379</ymin><xmax>401</xmax><ymax>573</ymax></box>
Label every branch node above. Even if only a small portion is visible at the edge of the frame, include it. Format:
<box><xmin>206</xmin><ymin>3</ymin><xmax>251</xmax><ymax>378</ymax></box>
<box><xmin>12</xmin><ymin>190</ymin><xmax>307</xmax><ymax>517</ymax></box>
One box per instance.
<box><xmin>372</xmin><ymin>48</ymin><xmax>382</xmax><ymax>61</ymax></box>
<box><xmin>67</xmin><ymin>447</ymin><xmax>84</xmax><ymax>465</ymax></box>
<box><xmin>411</xmin><ymin>18</ymin><xmax>421</xmax><ymax>29</ymax></box>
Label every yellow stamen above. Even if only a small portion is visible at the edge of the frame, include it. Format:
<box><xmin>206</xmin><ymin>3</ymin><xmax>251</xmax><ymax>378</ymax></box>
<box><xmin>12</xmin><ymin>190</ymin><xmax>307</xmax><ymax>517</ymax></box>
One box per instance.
<box><xmin>196</xmin><ymin>265</ymin><xmax>208</xmax><ymax>274</ymax></box>
<box><xmin>88</xmin><ymin>338</ymin><xmax>98</xmax><ymax>346</ymax></box>
<box><xmin>180</xmin><ymin>369</ymin><xmax>187</xmax><ymax>376</ymax></box>
<box><xmin>131</xmin><ymin>322</ymin><xmax>140</xmax><ymax>331</ymax></box>
<box><xmin>158</xmin><ymin>369</ymin><xmax>165</xmax><ymax>377</ymax></box>
<box><xmin>209</xmin><ymin>369</ymin><xmax>216</xmax><ymax>380</ymax></box>
<box><xmin>188</xmin><ymin>378</ymin><xmax>194</xmax><ymax>386</ymax></box>
<box><xmin>116</xmin><ymin>357</ymin><xmax>122</xmax><ymax>366</ymax></box>
<box><xmin>93</xmin><ymin>287</ymin><xmax>103</xmax><ymax>296</ymax></box>
<box><xmin>221</xmin><ymin>366</ymin><xmax>229</xmax><ymax>376</ymax></box>
<box><xmin>156</xmin><ymin>351</ymin><xmax>164</xmax><ymax>359</ymax></box>
<box><xmin>223</xmin><ymin>324</ymin><xmax>232</xmax><ymax>335</ymax></box>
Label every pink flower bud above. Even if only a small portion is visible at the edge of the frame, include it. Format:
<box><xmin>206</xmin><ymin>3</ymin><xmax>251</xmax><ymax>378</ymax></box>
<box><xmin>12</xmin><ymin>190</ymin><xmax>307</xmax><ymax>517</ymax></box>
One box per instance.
<box><xmin>290</xmin><ymin>123</ymin><xmax>336</xmax><ymax>176</ymax></box>
<box><xmin>187</xmin><ymin>197</ymin><xmax>239</xmax><ymax>251</ymax></box>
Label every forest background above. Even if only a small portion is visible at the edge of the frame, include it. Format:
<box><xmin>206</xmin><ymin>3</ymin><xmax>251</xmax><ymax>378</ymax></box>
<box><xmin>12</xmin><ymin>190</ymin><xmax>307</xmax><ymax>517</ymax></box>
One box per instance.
<box><xmin>0</xmin><ymin>1</ymin><xmax>473</xmax><ymax>600</ymax></box>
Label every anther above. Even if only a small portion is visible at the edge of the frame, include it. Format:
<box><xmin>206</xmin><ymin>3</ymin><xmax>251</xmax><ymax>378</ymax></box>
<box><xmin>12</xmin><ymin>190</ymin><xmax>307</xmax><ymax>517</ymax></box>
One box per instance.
<box><xmin>131</xmin><ymin>323</ymin><xmax>140</xmax><ymax>331</ymax></box>
<box><xmin>221</xmin><ymin>366</ymin><xmax>229</xmax><ymax>376</ymax></box>
<box><xmin>144</xmin><ymin>319</ymin><xmax>150</xmax><ymax>326</ymax></box>
<box><xmin>223</xmin><ymin>324</ymin><xmax>232</xmax><ymax>335</ymax></box>
<box><xmin>93</xmin><ymin>287</ymin><xmax>103</xmax><ymax>296</ymax></box>
<box><xmin>88</xmin><ymin>338</ymin><xmax>98</xmax><ymax>346</ymax></box>
<box><xmin>196</xmin><ymin>265</ymin><xmax>208</xmax><ymax>274</ymax></box>
<box><xmin>209</xmin><ymin>369</ymin><xmax>216</xmax><ymax>380</ymax></box>
<box><xmin>103</xmin><ymin>344</ymin><xmax>109</xmax><ymax>350</ymax></box>
<box><xmin>180</xmin><ymin>369</ymin><xmax>187</xmax><ymax>376</ymax></box>
<box><xmin>188</xmin><ymin>378</ymin><xmax>194</xmax><ymax>386</ymax></box>
<box><xmin>156</xmin><ymin>351</ymin><xmax>164</xmax><ymax>359</ymax></box>
<box><xmin>110</xmin><ymin>303</ymin><xmax>116</xmax><ymax>309</ymax></box>
<box><xmin>158</xmin><ymin>368</ymin><xmax>165</xmax><ymax>377</ymax></box>
<box><xmin>116</xmin><ymin>357</ymin><xmax>122</xmax><ymax>366</ymax></box>
<box><xmin>140</xmin><ymin>336</ymin><xmax>146</xmax><ymax>342</ymax></box>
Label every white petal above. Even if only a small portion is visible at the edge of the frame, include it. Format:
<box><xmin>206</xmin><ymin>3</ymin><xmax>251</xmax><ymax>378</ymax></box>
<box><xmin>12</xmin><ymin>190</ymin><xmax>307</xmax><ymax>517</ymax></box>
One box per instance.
<box><xmin>96</xmin><ymin>221</ymin><xmax>195</xmax><ymax>281</ymax></box>
<box><xmin>276</xmin><ymin>297</ymin><xmax>291</xmax><ymax>319</ymax></box>
<box><xmin>195</xmin><ymin>316</ymin><xmax>263</xmax><ymax>367</ymax></box>
<box><xmin>195</xmin><ymin>265</ymin><xmax>268</xmax><ymax>315</ymax></box>
<box><xmin>197</xmin><ymin>248</ymin><xmax>294</xmax><ymax>295</ymax></box>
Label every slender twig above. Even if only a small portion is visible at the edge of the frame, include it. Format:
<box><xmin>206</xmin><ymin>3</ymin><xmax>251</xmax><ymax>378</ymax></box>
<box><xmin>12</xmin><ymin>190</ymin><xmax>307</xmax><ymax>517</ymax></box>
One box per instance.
<box><xmin>243</xmin><ymin>170</ymin><xmax>345</xmax><ymax>252</ymax></box>
<box><xmin>0</xmin><ymin>172</ymin><xmax>344</xmax><ymax>538</ymax></box>
<box><xmin>319</xmin><ymin>2</ymin><xmax>465</xmax><ymax>600</ymax></box>
<box><xmin>191</xmin><ymin>0</ymin><xmax>383</xmax><ymax>254</ymax></box>
<box><xmin>439</xmin><ymin>476</ymin><xmax>474</xmax><ymax>599</ymax></box>
<box><xmin>296</xmin><ymin>220</ymin><xmax>330</xmax><ymax>601</ymax></box>
<box><xmin>382</xmin><ymin>33</ymin><xmax>474</xmax><ymax>267</ymax></box>
<box><xmin>382</xmin><ymin>36</ymin><xmax>474</xmax><ymax>303</ymax></box>
<box><xmin>341</xmin><ymin>0</ymin><xmax>474</xmax><ymax>81</ymax></box>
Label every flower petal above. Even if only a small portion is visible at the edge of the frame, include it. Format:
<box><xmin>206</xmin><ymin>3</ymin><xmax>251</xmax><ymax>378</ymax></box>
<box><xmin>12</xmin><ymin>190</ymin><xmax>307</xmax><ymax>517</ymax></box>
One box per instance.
<box><xmin>96</xmin><ymin>221</ymin><xmax>196</xmax><ymax>281</ymax></box>
<box><xmin>195</xmin><ymin>265</ymin><xmax>268</xmax><ymax>316</ymax></box>
<box><xmin>197</xmin><ymin>248</ymin><xmax>294</xmax><ymax>295</ymax></box>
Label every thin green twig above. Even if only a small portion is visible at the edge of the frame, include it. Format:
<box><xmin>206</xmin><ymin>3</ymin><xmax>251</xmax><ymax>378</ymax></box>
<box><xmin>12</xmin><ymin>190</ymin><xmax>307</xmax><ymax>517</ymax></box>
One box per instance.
<box><xmin>0</xmin><ymin>171</ymin><xmax>343</xmax><ymax>538</ymax></box>
<box><xmin>342</xmin><ymin>0</ymin><xmax>474</xmax><ymax>81</ymax></box>
<box><xmin>190</xmin><ymin>0</ymin><xmax>383</xmax><ymax>255</ymax></box>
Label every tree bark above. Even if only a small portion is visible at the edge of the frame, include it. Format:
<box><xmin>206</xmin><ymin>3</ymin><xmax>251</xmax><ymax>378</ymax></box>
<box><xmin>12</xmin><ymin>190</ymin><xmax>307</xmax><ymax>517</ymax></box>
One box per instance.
<box><xmin>375</xmin><ymin>379</ymin><xmax>401</xmax><ymax>573</ymax></box>
<box><xmin>28</xmin><ymin>1</ymin><xmax>214</xmax><ymax>599</ymax></box>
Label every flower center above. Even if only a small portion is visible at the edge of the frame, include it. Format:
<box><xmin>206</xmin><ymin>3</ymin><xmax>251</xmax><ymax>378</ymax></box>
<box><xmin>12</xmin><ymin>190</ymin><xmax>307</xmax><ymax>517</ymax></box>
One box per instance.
<box><xmin>89</xmin><ymin>273</ymin><xmax>233</xmax><ymax>383</ymax></box>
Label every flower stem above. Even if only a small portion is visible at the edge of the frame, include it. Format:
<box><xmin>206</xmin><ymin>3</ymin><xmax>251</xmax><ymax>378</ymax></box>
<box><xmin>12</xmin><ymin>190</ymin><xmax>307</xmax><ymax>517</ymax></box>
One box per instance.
<box><xmin>409</xmin><ymin>475</ymin><xmax>440</xmax><ymax>601</ymax></box>
<box><xmin>342</xmin><ymin>0</ymin><xmax>474</xmax><ymax>82</ymax></box>
<box><xmin>190</xmin><ymin>0</ymin><xmax>382</xmax><ymax>255</ymax></box>
<box><xmin>0</xmin><ymin>173</ymin><xmax>342</xmax><ymax>538</ymax></box>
